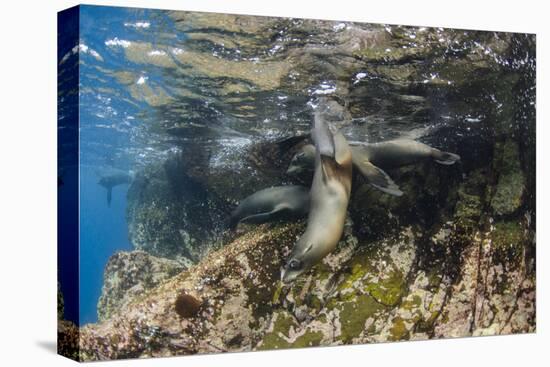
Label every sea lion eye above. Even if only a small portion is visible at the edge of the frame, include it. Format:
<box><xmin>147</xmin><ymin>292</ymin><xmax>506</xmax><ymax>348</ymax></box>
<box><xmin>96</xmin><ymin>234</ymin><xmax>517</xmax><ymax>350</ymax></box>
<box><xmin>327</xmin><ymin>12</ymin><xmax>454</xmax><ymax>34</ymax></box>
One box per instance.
<box><xmin>288</xmin><ymin>259</ymin><xmax>301</xmax><ymax>270</ymax></box>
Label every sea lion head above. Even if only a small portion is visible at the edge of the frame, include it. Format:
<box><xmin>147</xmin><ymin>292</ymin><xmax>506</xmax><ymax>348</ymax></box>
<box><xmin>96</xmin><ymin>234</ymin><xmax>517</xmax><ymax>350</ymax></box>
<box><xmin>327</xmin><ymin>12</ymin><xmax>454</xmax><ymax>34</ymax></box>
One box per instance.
<box><xmin>281</xmin><ymin>238</ymin><xmax>316</xmax><ymax>283</ymax></box>
<box><xmin>286</xmin><ymin>144</ymin><xmax>315</xmax><ymax>176</ymax></box>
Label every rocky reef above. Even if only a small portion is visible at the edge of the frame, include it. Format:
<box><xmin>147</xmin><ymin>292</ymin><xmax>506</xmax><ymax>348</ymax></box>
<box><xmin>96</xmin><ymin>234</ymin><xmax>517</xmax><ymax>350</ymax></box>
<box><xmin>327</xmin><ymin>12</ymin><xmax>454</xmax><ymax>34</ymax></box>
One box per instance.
<box><xmin>57</xmin><ymin>284</ymin><xmax>80</xmax><ymax>360</ymax></box>
<box><xmin>97</xmin><ymin>251</ymin><xmax>186</xmax><ymax>322</ymax></box>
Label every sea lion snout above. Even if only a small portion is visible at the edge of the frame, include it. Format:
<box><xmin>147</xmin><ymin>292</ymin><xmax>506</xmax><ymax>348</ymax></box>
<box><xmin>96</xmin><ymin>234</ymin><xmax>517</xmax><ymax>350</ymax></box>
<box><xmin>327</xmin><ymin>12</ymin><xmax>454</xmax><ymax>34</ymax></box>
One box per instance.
<box><xmin>280</xmin><ymin>265</ymin><xmax>303</xmax><ymax>284</ymax></box>
<box><xmin>281</xmin><ymin>254</ymin><xmax>309</xmax><ymax>283</ymax></box>
<box><xmin>286</xmin><ymin>162</ymin><xmax>303</xmax><ymax>175</ymax></box>
<box><xmin>287</xmin><ymin>145</ymin><xmax>316</xmax><ymax>177</ymax></box>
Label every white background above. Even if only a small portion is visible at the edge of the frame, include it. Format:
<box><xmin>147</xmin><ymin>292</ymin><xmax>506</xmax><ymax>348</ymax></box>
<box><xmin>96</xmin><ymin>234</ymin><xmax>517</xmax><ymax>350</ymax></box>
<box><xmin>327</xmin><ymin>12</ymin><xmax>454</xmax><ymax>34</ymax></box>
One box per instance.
<box><xmin>0</xmin><ymin>0</ymin><xmax>547</xmax><ymax>365</ymax></box>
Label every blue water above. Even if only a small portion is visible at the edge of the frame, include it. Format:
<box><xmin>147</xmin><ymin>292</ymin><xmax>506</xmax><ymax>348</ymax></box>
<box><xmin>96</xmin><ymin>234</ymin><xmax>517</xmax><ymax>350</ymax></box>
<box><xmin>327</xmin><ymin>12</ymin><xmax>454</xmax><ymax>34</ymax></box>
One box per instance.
<box><xmin>77</xmin><ymin>6</ymin><xmax>156</xmax><ymax>325</ymax></box>
<box><xmin>59</xmin><ymin>5</ymin><xmax>180</xmax><ymax>325</ymax></box>
<box><xmin>79</xmin><ymin>168</ymin><xmax>132</xmax><ymax>325</ymax></box>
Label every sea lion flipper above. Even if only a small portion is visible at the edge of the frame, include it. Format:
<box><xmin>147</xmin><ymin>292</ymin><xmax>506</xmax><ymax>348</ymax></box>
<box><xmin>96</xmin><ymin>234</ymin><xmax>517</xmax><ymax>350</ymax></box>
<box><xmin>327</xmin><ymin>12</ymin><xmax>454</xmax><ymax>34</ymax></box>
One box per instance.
<box><xmin>313</xmin><ymin>112</ymin><xmax>335</xmax><ymax>159</ymax></box>
<box><xmin>333</xmin><ymin>131</ymin><xmax>352</xmax><ymax>167</ymax></box>
<box><xmin>240</xmin><ymin>205</ymin><xmax>291</xmax><ymax>225</ymax></box>
<box><xmin>313</xmin><ymin>112</ymin><xmax>338</xmax><ymax>185</ymax></box>
<box><xmin>355</xmin><ymin>160</ymin><xmax>403</xmax><ymax>196</ymax></box>
<box><xmin>106</xmin><ymin>187</ymin><xmax>112</xmax><ymax>207</ymax></box>
<box><xmin>433</xmin><ymin>149</ymin><xmax>461</xmax><ymax>165</ymax></box>
<box><xmin>319</xmin><ymin>156</ymin><xmax>335</xmax><ymax>184</ymax></box>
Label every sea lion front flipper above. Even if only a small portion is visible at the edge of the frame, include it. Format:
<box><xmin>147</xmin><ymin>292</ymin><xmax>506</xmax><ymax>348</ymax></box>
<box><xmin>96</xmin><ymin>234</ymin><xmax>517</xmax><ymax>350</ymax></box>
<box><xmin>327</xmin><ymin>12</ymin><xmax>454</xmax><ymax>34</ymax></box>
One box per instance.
<box><xmin>106</xmin><ymin>187</ymin><xmax>112</xmax><ymax>207</ymax></box>
<box><xmin>355</xmin><ymin>160</ymin><xmax>403</xmax><ymax>196</ymax></box>
<box><xmin>239</xmin><ymin>204</ymin><xmax>291</xmax><ymax>225</ymax></box>
<box><xmin>333</xmin><ymin>131</ymin><xmax>352</xmax><ymax>167</ymax></box>
<box><xmin>432</xmin><ymin>149</ymin><xmax>461</xmax><ymax>165</ymax></box>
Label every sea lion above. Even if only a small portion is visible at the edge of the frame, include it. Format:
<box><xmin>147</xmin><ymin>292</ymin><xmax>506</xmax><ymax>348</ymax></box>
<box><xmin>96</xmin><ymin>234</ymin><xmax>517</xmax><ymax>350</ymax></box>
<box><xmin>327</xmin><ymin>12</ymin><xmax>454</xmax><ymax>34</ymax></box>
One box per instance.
<box><xmin>281</xmin><ymin>111</ymin><xmax>353</xmax><ymax>283</ymax></box>
<box><xmin>229</xmin><ymin>185</ymin><xmax>310</xmax><ymax>230</ymax></box>
<box><xmin>286</xmin><ymin>144</ymin><xmax>316</xmax><ymax>176</ymax></box>
<box><xmin>355</xmin><ymin>139</ymin><xmax>460</xmax><ymax>168</ymax></box>
<box><xmin>98</xmin><ymin>170</ymin><xmax>134</xmax><ymax>207</ymax></box>
<box><xmin>287</xmin><ymin>143</ymin><xmax>401</xmax><ymax>196</ymax></box>
<box><xmin>287</xmin><ymin>139</ymin><xmax>460</xmax><ymax>196</ymax></box>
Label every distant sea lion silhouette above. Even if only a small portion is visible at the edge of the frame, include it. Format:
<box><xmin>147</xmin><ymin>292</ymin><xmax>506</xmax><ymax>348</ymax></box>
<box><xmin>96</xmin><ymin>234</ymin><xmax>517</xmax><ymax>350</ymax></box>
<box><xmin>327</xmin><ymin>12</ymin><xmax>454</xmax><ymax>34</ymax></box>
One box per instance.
<box><xmin>287</xmin><ymin>139</ymin><xmax>460</xmax><ymax>196</ymax></box>
<box><xmin>281</xmin><ymin>110</ymin><xmax>353</xmax><ymax>283</ymax></box>
<box><xmin>229</xmin><ymin>185</ymin><xmax>310</xmax><ymax>230</ymax></box>
<box><xmin>97</xmin><ymin>171</ymin><xmax>134</xmax><ymax>207</ymax></box>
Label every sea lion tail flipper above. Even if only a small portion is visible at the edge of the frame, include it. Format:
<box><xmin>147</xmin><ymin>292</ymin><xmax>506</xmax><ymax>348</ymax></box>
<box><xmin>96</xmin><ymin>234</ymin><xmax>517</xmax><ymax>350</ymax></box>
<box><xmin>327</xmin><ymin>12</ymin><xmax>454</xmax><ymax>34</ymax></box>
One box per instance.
<box><xmin>106</xmin><ymin>187</ymin><xmax>112</xmax><ymax>207</ymax></box>
<box><xmin>356</xmin><ymin>160</ymin><xmax>403</xmax><ymax>196</ymax></box>
<box><xmin>312</xmin><ymin>111</ymin><xmax>335</xmax><ymax>159</ymax></box>
<box><xmin>433</xmin><ymin>149</ymin><xmax>461</xmax><ymax>165</ymax></box>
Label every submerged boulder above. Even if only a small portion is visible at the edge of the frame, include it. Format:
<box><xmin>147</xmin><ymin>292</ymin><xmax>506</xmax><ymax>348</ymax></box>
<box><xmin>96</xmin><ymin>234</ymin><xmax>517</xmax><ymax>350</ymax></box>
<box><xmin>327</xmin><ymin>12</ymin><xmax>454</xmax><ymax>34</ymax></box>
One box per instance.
<box><xmin>490</xmin><ymin>139</ymin><xmax>526</xmax><ymax>216</ymax></box>
<box><xmin>57</xmin><ymin>282</ymin><xmax>64</xmax><ymax>321</ymax></box>
<box><xmin>97</xmin><ymin>251</ymin><xmax>187</xmax><ymax>322</ymax></box>
<box><xmin>126</xmin><ymin>153</ymin><xmax>232</xmax><ymax>263</ymax></box>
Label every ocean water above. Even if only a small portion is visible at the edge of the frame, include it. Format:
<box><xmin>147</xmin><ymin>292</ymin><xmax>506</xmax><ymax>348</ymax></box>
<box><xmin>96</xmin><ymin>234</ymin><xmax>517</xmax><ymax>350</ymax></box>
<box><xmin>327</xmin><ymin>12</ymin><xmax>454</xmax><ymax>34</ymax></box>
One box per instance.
<box><xmin>59</xmin><ymin>6</ymin><xmax>161</xmax><ymax>325</ymax></box>
<box><xmin>79</xmin><ymin>168</ymin><xmax>132</xmax><ymax>324</ymax></box>
<box><xmin>57</xmin><ymin>5</ymin><xmax>535</xmax><ymax>327</ymax></box>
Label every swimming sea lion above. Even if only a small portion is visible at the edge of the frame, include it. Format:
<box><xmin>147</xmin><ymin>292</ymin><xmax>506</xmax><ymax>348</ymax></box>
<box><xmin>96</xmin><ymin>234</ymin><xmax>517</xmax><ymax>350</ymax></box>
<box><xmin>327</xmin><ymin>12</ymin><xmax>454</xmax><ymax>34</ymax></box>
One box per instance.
<box><xmin>286</xmin><ymin>144</ymin><xmax>315</xmax><ymax>176</ymax></box>
<box><xmin>281</xmin><ymin>111</ymin><xmax>353</xmax><ymax>283</ymax></box>
<box><xmin>354</xmin><ymin>139</ymin><xmax>460</xmax><ymax>168</ymax></box>
<box><xmin>287</xmin><ymin>143</ymin><xmax>401</xmax><ymax>196</ymax></box>
<box><xmin>98</xmin><ymin>170</ymin><xmax>134</xmax><ymax>207</ymax></box>
<box><xmin>287</xmin><ymin>139</ymin><xmax>460</xmax><ymax>196</ymax></box>
<box><xmin>229</xmin><ymin>185</ymin><xmax>310</xmax><ymax>230</ymax></box>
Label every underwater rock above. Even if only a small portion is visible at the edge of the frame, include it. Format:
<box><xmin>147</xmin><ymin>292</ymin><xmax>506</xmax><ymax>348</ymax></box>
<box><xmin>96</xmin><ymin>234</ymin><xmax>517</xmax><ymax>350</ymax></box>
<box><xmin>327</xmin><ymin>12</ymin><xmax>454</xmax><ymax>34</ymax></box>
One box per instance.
<box><xmin>77</xmin><ymin>223</ymin><xmax>305</xmax><ymax>360</ymax></box>
<box><xmin>57</xmin><ymin>282</ymin><xmax>64</xmax><ymax>321</ymax></box>
<box><xmin>126</xmin><ymin>154</ymin><xmax>232</xmax><ymax>263</ymax></box>
<box><xmin>58</xmin><ymin>319</ymin><xmax>80</xmax><ymax>360</ymax></box>
<box><xmin>57</xmin><ymin>281</ymin><xmax>80</xmax><ymax>359</ymax></box>
<box><xmin>349</xmin><ymin>161</ymin><xmax>461</xmax><ymax>242</ymax></box>
<box><xmin>490</xmin><ymin>139</ymin><xmax>526</xmax><ymax>216</ymax></box>
<box><xmin>97</xmin><ymin>251</ymin><xmax>186</xmax><ymax>322</ymax></box>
